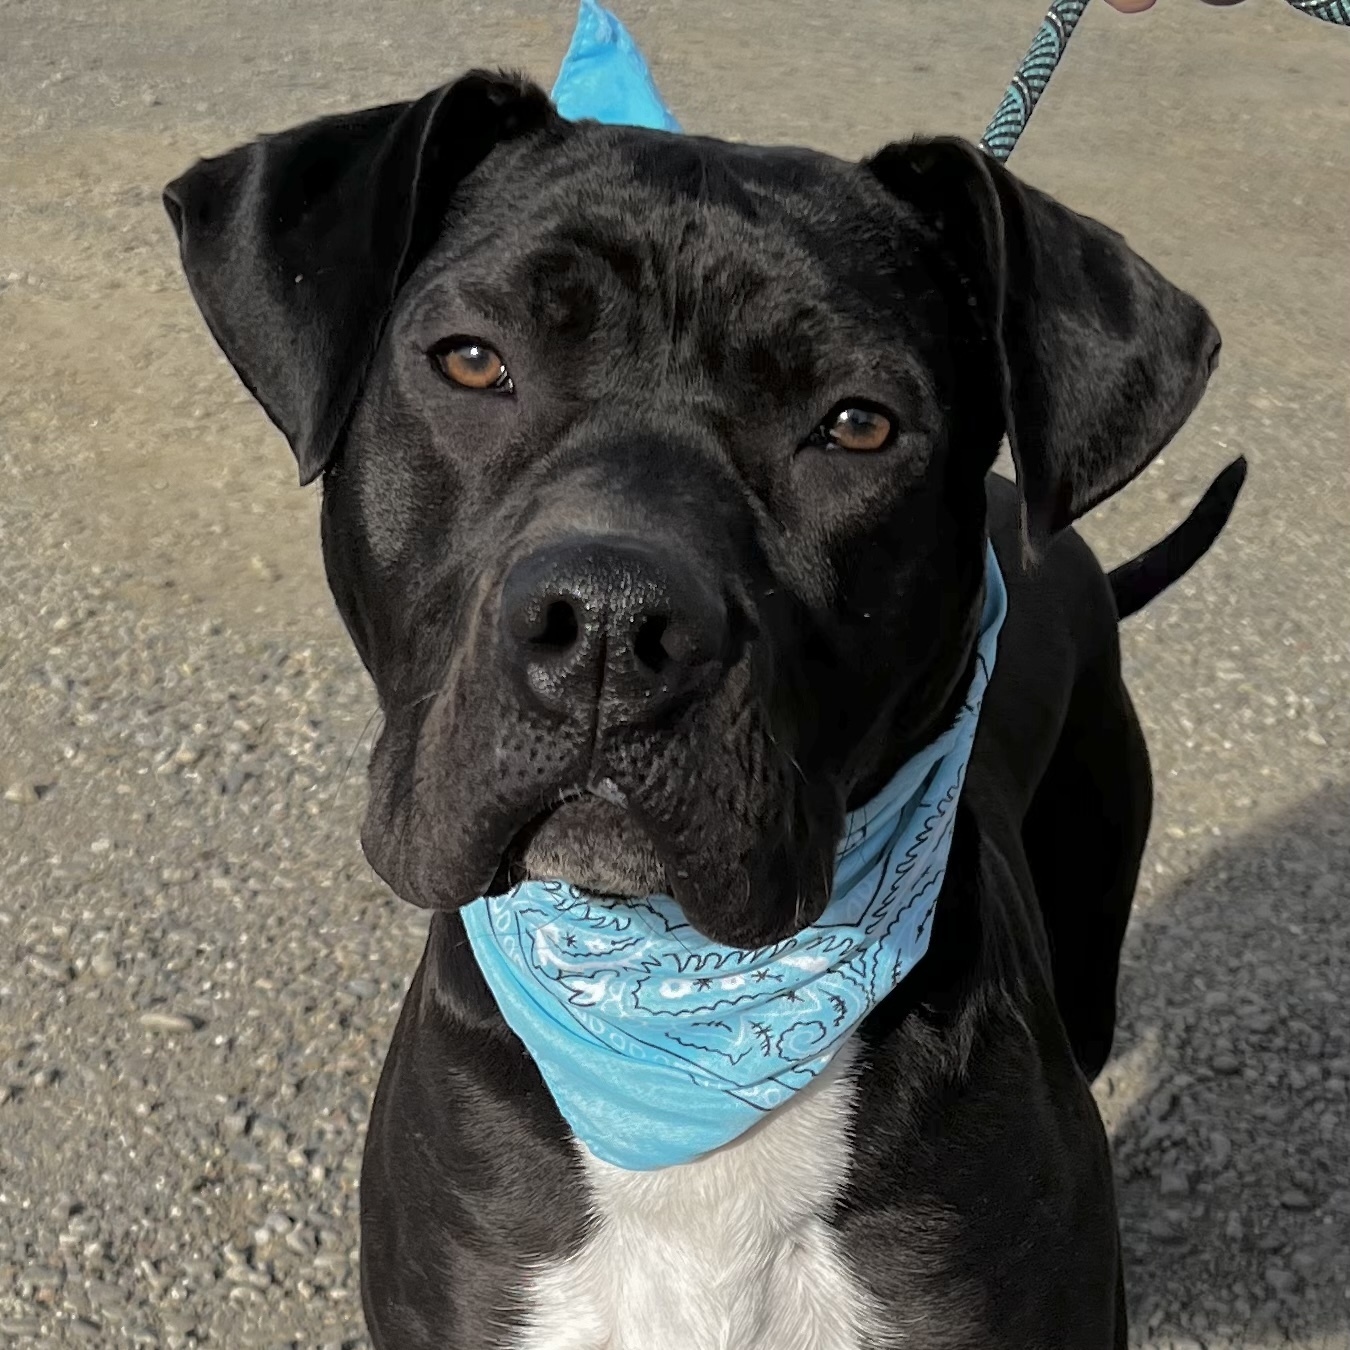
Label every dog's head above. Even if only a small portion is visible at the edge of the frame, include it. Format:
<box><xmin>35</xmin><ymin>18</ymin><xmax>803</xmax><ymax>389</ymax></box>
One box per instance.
<box><xmin>165</xmin><ymin>71</ymin><xmax>1218</xmax><ymax>946</ymax></box>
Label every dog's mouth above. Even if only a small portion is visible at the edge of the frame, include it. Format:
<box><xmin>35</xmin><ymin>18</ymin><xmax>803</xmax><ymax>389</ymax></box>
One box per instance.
<box><xmin>495</xmin><ymin>791</ymin><xmax>669</xmax><ymax>899</ymax></box>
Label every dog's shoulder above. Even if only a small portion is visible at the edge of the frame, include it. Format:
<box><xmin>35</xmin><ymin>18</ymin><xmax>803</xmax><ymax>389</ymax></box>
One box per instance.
<box><xmin>977</xmin><ymin>473</ymin><xmax>1123</xmax><ymax>813</ymax></box>
<box><xmin>986</xmin><ymin>473</ymin><xmax>1118</xmax><ymax>637</ymax></box>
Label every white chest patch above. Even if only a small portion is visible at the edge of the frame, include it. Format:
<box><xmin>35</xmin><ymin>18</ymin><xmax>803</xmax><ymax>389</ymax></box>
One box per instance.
<box><xmin>509</xmin><ymin>1040</ymin><xmax>888</xmax><ymax>1350</ymax></box>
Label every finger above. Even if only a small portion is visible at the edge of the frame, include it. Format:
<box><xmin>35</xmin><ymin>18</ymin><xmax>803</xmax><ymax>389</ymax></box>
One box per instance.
<box><xmin>1104</xmin><ymin>0</ymin><xmax>1158</xmax><ymax>11</ymax></box>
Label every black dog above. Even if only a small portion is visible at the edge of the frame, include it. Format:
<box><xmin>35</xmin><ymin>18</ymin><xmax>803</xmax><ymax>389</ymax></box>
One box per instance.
<box><xmin>166</xmin><ymin>71</ymin><xmax>1244</xmax><ymax>1349</ymax></box>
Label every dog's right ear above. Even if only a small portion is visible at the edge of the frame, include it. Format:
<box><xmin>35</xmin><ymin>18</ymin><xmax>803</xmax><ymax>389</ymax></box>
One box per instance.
<box><xmin>867</xmin><ymin>138</ymin><xmax>1221</xmax><ymax>547</ymax></box>
<box><xmin>163</xmin><ymin>71</ymin><xmax>557</xmax><ymax>484</ymax></box>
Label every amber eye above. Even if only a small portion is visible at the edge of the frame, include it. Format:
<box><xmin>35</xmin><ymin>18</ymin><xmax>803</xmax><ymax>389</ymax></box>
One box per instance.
<box><xmin>433</xmin><ymin>341</ymin><xmax>513</xmax><ymax>392</ymax></box>
<box><xmin>824</xmin><ymin>405</ymin><xmax>894</xmax><ymax>453</ymax></box>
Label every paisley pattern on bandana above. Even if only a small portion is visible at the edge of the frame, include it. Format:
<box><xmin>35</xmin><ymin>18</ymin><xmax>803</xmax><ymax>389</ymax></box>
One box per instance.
<box><xmin>461</xmin><ymin>545</ymin><xmax>1007</xmax><ymax>1170</ymax></box>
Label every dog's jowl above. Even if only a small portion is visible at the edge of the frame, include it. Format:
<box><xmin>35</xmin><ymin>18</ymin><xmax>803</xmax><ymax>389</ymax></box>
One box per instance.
<box><xmin>166</xmin><ymin>70</ymin><xmax>1245</xmax><ymax>1350</ymax></box>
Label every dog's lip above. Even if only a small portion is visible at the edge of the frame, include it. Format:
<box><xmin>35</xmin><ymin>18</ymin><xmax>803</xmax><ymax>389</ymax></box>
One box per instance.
<box><xmin>489</xmin><ymin>784</ymin><xmax>653</xmax><ymax>897</ymax></box>
<box><xmin>531</xmin><ymin>781</ymin><xmax>622</xmax><ymax>813</ymax></box>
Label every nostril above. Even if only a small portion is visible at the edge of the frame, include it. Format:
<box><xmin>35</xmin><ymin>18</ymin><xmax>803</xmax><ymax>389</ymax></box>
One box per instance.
<box><xmin>502</xmin><ymin>542</ymin><xmax>732</xmax><ymax>718</ymax></box>
<box><xmin>633</xmin><ymin>613</ymin><xmax>670</xmax><ymax>674</ymax></box>
<box><xmin>506</xmin><ymin>590</ymin><xmax>583</xmax><ymax>655</ymax></box>
<box><xmin>538</xmin><ymin>599</ymin><xmax>580</xmax><ymax>652</ymax></box>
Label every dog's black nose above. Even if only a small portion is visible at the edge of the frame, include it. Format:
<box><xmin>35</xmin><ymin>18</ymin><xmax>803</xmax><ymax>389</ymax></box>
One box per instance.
<box><xmin>500</xmin><ymin>539</ymin><xmax>730</xmax><ymax>722</ymax></box>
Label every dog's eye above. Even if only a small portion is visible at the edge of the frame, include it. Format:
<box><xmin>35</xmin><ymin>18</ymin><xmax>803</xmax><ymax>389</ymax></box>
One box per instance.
<box><xmin>823</xmin><ymin>405</ymin><xmax>894</xmax><ymax>453</ymax></box>
<box><xmin>433</xmin><ymin>340</ymin><xmax>514</xmax><ymax>393</ymax></box>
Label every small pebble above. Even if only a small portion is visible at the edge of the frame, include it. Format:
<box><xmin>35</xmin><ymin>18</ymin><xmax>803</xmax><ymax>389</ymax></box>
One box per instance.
<box><xmin>1207</xmin><ymin>1131</ymin><xmax>1232</xmax><ymax>1168</ymax></box>
<box><xmin>27</xmin><ymin>954</ymin><xmax>72</xmax><ymax>983</ymax></box>
<box><xmin>138</xmin><ymin>1011</ymin><xmax>198</xmax><ymax>1035</ymax></box>
<box><xmin>1159</xmin><ymin>1168</ymin><xmax>1191</xmax><ymax>1198</ymax></box>
<box><xmin>1264</xmin><ymin>1264</ymin><xmax>1299</xmax><ymax>1296</ymax></box>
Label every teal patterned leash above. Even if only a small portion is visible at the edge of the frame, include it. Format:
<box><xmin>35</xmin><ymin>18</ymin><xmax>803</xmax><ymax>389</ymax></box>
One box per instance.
<box><xmin>980</xmin><ymin>0</ymin><xmax>1349</xmax><ymax>163</ymax></box>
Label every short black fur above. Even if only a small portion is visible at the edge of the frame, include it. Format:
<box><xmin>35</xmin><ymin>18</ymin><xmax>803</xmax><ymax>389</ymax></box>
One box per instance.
<box><xmin>165</xmin><ymin>70</ymin><xmax>1243</xmax><ymax>1349</ymax></box>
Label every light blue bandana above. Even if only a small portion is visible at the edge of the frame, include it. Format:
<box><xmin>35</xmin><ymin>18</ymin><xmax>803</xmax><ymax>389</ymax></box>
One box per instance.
<box><xmin>462</xmin><ymin>546</ymin><xmax>1006</xmax><ymax>1169</ymax></box>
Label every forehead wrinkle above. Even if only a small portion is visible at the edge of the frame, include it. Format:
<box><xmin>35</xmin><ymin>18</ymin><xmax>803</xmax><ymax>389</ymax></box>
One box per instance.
<box><xmin>435</xmin><ymin>124</ymin><xmax>855</xmax><ymax>287</ymax></box>
<box><xmin>452</xmin><ymin>206</ymin><xmax>795</xmax><ymax>350</ymax></box>
<box><xmin>418</xmin><ymin>135</ymin><xmax>921</xmax><ymax>391</ymax></box>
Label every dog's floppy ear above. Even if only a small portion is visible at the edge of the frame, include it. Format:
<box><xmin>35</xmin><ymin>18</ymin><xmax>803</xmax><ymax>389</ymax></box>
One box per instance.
<box><xmin>163</xmin><ymin>71</ymin><xmax>556</xmax><ymax>484</ymax></box>
<box><xmin>867</xmin><ymin>138</ymin><xmax>1220</xmax><ymax>542</ymax></box>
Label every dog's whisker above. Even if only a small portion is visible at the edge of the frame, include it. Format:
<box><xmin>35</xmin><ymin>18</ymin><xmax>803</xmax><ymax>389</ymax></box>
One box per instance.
<box><xmin>389</xmin><ymin>687</ymin><xmax>440</xmax><ymax>715</ymax></box>
<box><xmin>764</xmin><ymin>724</ymin><xmax>807</xmax><ymax>788</ymax></box>
<box><xmin>666</xmin><ymin>923</ymin><xmax>699</xmax><ymax>958</ymax></box>
<box><xmin>332</xmin><ymin>707</ymin><xmax>383</xmax><ymax>805</ymax></box>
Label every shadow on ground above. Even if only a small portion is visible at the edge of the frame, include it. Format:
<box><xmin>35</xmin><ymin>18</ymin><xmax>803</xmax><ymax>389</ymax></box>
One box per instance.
<box><xmin>1101</xmin><ymin>787</ymin><xmax>1350</xmax><ymax>1348</ymax></box>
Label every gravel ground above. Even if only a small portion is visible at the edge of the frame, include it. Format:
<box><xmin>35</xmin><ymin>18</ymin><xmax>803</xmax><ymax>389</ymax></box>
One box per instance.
<box><xmin>1</xmin><ymin>1</ymin><xmax>1348</xmax><ymax>1346</ymax></box>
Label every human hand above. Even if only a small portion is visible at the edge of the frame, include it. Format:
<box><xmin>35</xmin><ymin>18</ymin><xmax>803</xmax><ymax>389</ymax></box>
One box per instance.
<box><xmin>1105</xmin><ymin>0</ymin><xmax>1247</xmax><ymax>10</ymax></box>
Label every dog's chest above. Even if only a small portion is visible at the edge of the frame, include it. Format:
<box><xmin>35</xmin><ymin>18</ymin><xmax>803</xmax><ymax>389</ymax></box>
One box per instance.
<box><xmin>510</xmin><ymin>1042</ymin><xmax>884</xmax><ymax>1350</ymax></box>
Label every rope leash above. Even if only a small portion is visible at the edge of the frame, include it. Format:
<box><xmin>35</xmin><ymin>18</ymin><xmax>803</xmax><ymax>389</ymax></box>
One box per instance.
<box><xmin>980</xmin><ymin>0</ymin><xmax>1349</xmax><ymax>162</ymax></box>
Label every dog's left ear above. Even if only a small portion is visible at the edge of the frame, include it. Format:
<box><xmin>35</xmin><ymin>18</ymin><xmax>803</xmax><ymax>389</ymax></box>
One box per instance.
<box><xmin>163</xmin><ymin>71</ymin><xmax>557</xmax><ymax>484</ymax></box>
<box><xmin>867</xmin><ymin>138</ymin><xmax>1220</xmax><ymax>542</ymax></box>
